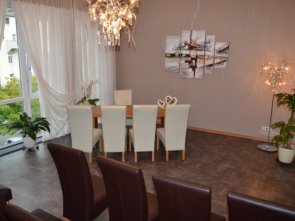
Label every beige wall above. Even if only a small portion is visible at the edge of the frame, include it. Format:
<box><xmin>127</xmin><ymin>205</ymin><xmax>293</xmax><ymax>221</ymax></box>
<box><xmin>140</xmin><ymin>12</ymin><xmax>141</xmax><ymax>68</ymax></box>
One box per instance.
<box><xmin>116</xmin><ymin>0</ymin><xmax>295</xmax><ymax>139</ymax></box>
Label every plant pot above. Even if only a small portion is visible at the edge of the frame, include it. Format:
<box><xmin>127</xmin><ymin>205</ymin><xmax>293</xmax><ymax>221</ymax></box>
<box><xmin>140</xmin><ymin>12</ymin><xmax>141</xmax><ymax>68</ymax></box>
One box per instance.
<box><xmin>23</xmin><ymin>136</ymin><xmax>36</xmax><ymax>148</ymax></box>
<box><xmin>278</xmin><ymin>145</ymin><xmax>295</xmax><ymax>164</ymax></box>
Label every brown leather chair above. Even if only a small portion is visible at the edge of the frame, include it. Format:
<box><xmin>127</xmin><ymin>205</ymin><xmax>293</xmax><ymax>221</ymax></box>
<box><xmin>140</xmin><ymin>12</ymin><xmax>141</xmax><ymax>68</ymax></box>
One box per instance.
<box><xmin>0</xmin><ymin>184</ymin><xmax>61</xmax><ymax>221</ymax></box>
<box><xmin>0</xmin><ymin>184</ymin><xmax>11</xmax><ymax>221</ymax></box>
<box><xmin>96</xmin><ymin>156</ymin><xmax>159</xmax><ymax>221</ymax></box>
<box><xmin>152</xmin><ymin>175</ymin><xmax>225</xmax><ymax>221</ymax></box>
<box><xmin>0</xmin><ymin>184</ymin><xmax>12</xmax><ymax>207</ymax></box>
<box><xmin>47</xmin><ymin>143</ymin><xmax>107</xmax><ymax>221</ymax></box>
<box><xmin>227</xmin><ymin>191</ymin><xmax>295</xmax><ymax>221</ymax></box>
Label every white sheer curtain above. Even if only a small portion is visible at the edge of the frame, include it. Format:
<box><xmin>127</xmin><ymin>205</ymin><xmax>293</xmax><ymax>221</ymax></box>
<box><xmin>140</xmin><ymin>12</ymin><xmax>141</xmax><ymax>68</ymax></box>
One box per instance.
<box><xmin>13</xmin><ymin>0</ymin><xmax>116</xmax><ymax>139</ymax></box>
<box><xmin>73</xmin><ymin>9</ymin><xmax>116</xmax><ymax>105</ymax></box>
<box><xmin>0</xmin><ymin>0</ymin><xmax>7</xmax><ymax>48</ymax></box>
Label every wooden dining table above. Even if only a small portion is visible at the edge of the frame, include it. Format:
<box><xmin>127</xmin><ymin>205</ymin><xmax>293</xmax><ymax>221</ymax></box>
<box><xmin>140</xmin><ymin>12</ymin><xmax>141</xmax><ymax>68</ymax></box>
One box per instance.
<box><xmin>92</xmin><ymin>105</ymin><xmax>165</xmax><ymax>127</ymax></box>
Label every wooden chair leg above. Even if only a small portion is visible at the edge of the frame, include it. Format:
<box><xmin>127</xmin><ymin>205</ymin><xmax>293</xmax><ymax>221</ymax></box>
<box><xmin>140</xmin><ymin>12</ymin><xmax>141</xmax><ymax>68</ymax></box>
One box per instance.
<box><xmin>166</xmin><ymin>151</ymin><xmax>169</xmax><ymax>161</ymax></box>
<box><xmin>88</xmin><ymin>153</ymin><xmax>92</xmax><ymax>163</ymax></box>
<box><xmin>134</xmin><ymin>152</ymin><xmax>137</xmax><ymax>163</ymax></box>
<box><xmin>122</xmin><ymin>152</ymin><xmax>125</xmax><ymax>162</ymax></box>
<box><xmin>182</xmin><ymin>150</ymin><xmax>185</xmax><ymax>160</ymax></box>
<box><xmin>104</xmin><ymin>152</ymin><xmax>107</xmax><ymax>158</ymax></box>
<box><xmin>157</xmin><ymin>136</ymin><xmax>159</xmax><ymax>151</ymax></box>
<box><xmin>152</xmin><ymin>151</ymin><xmax>155</xmax><ymax>162</ymax></box>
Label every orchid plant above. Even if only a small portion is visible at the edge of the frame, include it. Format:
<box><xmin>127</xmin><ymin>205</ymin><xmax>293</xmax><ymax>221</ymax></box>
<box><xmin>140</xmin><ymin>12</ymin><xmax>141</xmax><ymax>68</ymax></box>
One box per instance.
<box><xmin>76</xmin><ymin>80</ymin><xmax>100</xmax><ymax>106</ymax></box>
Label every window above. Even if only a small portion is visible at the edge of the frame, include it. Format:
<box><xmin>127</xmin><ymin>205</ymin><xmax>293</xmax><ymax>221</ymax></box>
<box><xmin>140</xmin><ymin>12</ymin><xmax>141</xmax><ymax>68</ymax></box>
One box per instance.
<box><xmin>0</xmin><ymin>11</ymin><xmax>40</xmax><ymax>151</ymax></box>
<box><xmin>8</xmin><ymin>55</ymin><xmax>12</xmax><ymax>63</ymax></box>
<box><xmin>5</xmin><ymin>17</ymin><xmax>9</xmax><ymax>24</ymax></box>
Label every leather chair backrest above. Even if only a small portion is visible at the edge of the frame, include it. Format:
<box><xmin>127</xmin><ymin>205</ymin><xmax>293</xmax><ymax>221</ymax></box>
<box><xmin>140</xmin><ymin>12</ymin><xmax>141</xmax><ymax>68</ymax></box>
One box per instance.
<box><xmin>96</xmin><ymin>156</ymin><xmax>148</xmax><ymax>221</ymax></box>
<box><xmin>133</xmin><ymin>105</ymin><xmax>158</xmax><ymax>152</ymax></box>
<box><xmin>67</xmin><ymin>105</ymin><xmax>93</xmax><ymax>153</ymax></box>
<box><xmin>114</xmin><ymin>90</ymin><xmax>132</xmax><ymax>105</ymax></box>
<box><xmin>4</xmin><ymin>205</ymin><xmax>40</xmax><ymax>221</ymax></box>
<box><xmin>0</xmin><ymin>184</ymin><xmax>12</xmax><ymax>221</ymax></box>
<box><xmin>152</xmin><ymin>175</ymin><xmax>211</xmax><ymax>221</ymax></box>
<box><xmin>164</xmin><ymin>105</ymin><xmax>190</xmax><ymax>150</ymax></box>
<box><xmin>48</xmin><ymin>143</ymin><xmax>94</xmax><ymax>221</ymax></box>
<box><xmin>101</xmin><ymin>106</ymin><xmax>126</xmax><ymax>152</ymax></box>
<box><xmin>0</xmin><ymin>211</ymin><xmax>8</xmax><ymax>221</ymax></box>
<box><xmin>228</xmin><ymin>191</ymin><xmax>295</xmax><ymax>221</ymax></box>
<box><xmin>0</xmin><ymin>198</ymin><xmax>9</xmax><ymax>221</ymax></box>
<box><xmin>0</xmin><ymin>184</ymin><xmax>61</xmax><ymax>221</ymax></box>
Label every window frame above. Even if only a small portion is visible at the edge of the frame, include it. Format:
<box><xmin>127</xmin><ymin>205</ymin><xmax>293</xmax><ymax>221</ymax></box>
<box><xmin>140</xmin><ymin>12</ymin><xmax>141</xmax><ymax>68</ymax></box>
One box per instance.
<box><xmin>0</xmin><ymin>15</ymin><xmax>39</xmax><ymax>114</ymax></box>
<box><xmin>0</xmin><ymin>14</ymin><xmax>40</xmax><ymax>146</ymax></box>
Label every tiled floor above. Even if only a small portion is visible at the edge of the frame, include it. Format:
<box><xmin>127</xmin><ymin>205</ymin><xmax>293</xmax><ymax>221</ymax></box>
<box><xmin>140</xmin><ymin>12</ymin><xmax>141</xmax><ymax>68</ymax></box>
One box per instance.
<box><xmin>0</xmin><ymin>130</ymin><xmax>294</xmax><ymax>220</ymax></box>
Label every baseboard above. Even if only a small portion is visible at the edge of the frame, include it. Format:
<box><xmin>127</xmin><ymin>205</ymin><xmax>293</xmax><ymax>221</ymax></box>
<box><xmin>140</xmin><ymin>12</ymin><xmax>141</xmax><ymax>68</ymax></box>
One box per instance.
<box><xmin>188</xmin><ymin>126</ymin><xmax>266</xmax><ymax>142</ymax></box>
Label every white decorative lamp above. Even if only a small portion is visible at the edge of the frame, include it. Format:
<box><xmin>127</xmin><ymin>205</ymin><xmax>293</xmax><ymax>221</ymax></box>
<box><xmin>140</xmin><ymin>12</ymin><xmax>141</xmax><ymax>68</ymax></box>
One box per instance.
<box><xmin>87</xmin><ymin>0</ymin><xmax>140</xmax><ymax>46</ymax></box>
<box><xmin>257</xmin><ymin>61</ymin><xmax>292</xmax><ymax>152</ymax></box>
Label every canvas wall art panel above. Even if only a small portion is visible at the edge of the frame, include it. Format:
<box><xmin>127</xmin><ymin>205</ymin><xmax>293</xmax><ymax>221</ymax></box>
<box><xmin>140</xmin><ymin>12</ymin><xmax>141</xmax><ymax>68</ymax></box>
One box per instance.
<box><xmin>214</xmin><ymin>42</ymin><xmax>230</xmax><ymax>69</ymax></box>
<box><xmin>164</xmin><ymin>29</ymin><xmax>230</xmax><ymax>79</ymax></box>
<box><xmin>180</xmin><ymin>30</ymin><xmax>206</xmax><ymax>79</ymax></box>
<box><xmin>204</xmin><ymin>35</ymin><xmax>215</xmax><ymax>74</ymax></box>
<box><xmin>165</xmin><ymin>35</ymin><xmax>181</xmax><ymax>73</ymax></box>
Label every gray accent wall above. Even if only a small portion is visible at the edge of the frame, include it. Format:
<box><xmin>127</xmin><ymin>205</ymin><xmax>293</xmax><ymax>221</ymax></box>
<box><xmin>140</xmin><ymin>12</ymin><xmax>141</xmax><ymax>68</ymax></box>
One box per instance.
<box><xmin>116</xmin><ymin>0</ymin><xmax>295</xmax><ymax>139</ymax></box>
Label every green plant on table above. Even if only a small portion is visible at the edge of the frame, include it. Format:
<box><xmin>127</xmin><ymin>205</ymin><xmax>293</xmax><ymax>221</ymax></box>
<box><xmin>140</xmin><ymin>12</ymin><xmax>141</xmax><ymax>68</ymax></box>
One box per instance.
<box><xmin>76</xmin><ymin>80</ymin><xmax>99</xmax><ymax>106</ymax></box>
<box><xmin>76</xmin><ymin>96</ymin><xmax>99</xmax><ymax>106</ymax></box>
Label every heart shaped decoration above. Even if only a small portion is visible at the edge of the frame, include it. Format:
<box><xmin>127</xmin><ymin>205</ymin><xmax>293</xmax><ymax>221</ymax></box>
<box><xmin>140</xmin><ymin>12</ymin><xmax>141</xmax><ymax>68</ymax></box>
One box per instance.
<box><xmin>165</xmin><ymin>95</ymin><xmax>178</xmax><ymax>105</ymax></box>
<box><xmin>171</xmin><ymin>97</ymin><xmax>178</xmax><ymax>105</ymax></box>
<box><xmin>157</xmin><ymin>99</ymin><xmax>166</xmax><ymax>109</ymax></box>
<box><xmin>165</xmin><ymin>96</ymin><xmax>173</xmax><ymax>104</ymax></box>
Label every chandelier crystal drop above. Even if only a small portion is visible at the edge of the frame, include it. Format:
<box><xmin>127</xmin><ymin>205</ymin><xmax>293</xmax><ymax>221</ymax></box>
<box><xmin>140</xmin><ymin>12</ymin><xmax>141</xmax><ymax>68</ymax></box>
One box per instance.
<box><xmin>87</xmin><ymin>0</ymin><xmax>140</xmax><ymax>46</ymax></box>
<box><xmin>262</xmin><ymin>61</ymin><xmax>292</xmax><ymax>94</ymax></box>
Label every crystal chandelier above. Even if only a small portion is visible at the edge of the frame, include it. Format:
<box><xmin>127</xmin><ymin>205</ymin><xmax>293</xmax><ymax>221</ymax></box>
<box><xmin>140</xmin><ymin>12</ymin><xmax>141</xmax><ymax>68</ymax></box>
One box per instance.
<box><xmin>87</xmin><ymin>0</ymin><xmax>140</xmax><ymax>46</ymax></box>
<box><xmin>262</xmin><ymin>61</ymin><xmax>292</xmax><ymax>93</ymax></box>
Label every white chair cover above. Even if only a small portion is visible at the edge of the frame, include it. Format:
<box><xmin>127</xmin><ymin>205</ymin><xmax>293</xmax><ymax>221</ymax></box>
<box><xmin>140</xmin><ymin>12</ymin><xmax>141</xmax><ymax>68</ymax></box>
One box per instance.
<box><xmin>67</xmin><ymin>105</ymin><xmax>102</xmax><ymax>162</ymax></box>
<box><xmin>157</xmin><ymin>105</ymin><xmax>190</xmax><ymax>160</ymax></box>
<box><xmin>114</xmin><ymin>89</ymin><xmax>132</xmax><ymax>126</ymax></box>
<box><xmin>129</xmin><ymin>105</ymin><xmax>158</xmax><ymax>162</ymax></box>
<box><xmin>101</xmin><ymin>106</ymin><xmax>126</xmax><ymax>161</ymax></box>
<box><xmin>114</xmin><ymin>90</ymin><xmax>132</xmax><ymax>105</ymax></box>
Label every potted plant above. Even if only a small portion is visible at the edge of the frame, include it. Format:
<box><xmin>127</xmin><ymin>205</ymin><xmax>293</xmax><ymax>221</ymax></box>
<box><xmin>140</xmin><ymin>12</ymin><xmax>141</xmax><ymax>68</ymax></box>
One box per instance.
<box><xmin>76</xmin><ymin>80</ymin><xmax>100</xmax><ymax>106</ymax></box>
<box><xmin>7</xmin><ymin>112</ymin><xmax>50</xmax><ymax>149</ymax></box>
<box><xmin>76</xmin><ymin>95</ymin><xmax>99</xmax><ymax>106</ymax></box>
<box><xmin>272</xmin><ymin>89</ymin><xmax>295</xmax><ymax>164</ymax></box>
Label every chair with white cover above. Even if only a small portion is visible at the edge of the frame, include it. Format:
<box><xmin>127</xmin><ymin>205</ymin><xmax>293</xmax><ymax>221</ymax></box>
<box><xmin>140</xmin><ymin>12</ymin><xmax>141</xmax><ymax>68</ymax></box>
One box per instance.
<box><xmin>129</xmin><ymin>105</ymin><xmax>158</xmax><ymax>162</ymax></box>
<box><xmin>101</xmin><ymin>106</ymin><xmax>127</xmax><ymax>162</ymax></box>
<box><xmin>114</xmin><ymin>90</ymin><xmax>132</xmax><ymax>105</ymax></box>
<box><xmin>67</xmin><ymin>105</ymin><xmax>102</xmax><ymax>163</ymax></box>
<box><xmin>114</xmin><ymin>90</ymin><xmax>133</xmax><ymax>127</ymax></box>
<box><xmin>156</xmin><ymin>105</ymin><xmax>190</xmax><ymax>161</ymax></box>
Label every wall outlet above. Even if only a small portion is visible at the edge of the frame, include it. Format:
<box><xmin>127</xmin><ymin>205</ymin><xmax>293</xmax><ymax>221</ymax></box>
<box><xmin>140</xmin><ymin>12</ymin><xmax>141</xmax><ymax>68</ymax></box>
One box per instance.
<box><xmin>261</xmin><ymin>126</ymin><xmax>272</xmax><ymax>132</ymax></box>
<box><xmin>259</xmin><ymin>126</ymin><xmax>278</xmax><ymax>136</ymax></box>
